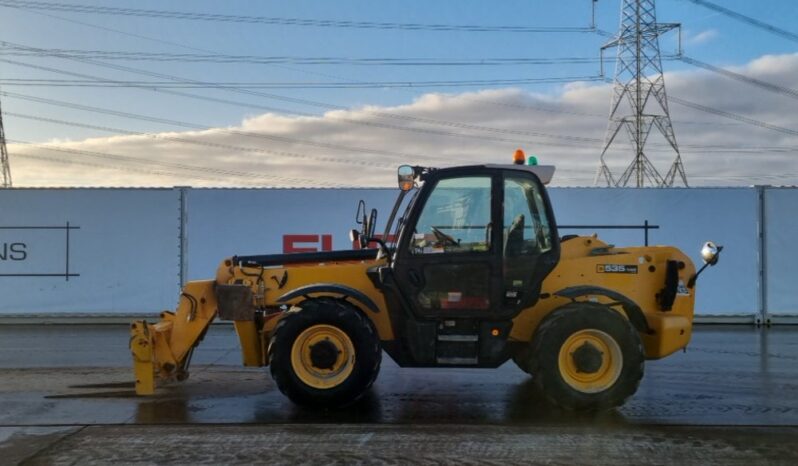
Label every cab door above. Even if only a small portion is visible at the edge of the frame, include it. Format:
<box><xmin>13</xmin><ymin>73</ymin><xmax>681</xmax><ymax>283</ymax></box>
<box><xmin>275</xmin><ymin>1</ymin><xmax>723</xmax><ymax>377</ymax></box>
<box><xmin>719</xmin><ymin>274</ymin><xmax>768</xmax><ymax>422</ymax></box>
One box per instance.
<box><xmin>392</xmin><ymin>170</ymin><xmax>503</xmax><ymax>318</ymax></box>
<box><xmin>500</xmin><ymin>171</ymin><xmax>560</xmax><ymax>313</ymax></box>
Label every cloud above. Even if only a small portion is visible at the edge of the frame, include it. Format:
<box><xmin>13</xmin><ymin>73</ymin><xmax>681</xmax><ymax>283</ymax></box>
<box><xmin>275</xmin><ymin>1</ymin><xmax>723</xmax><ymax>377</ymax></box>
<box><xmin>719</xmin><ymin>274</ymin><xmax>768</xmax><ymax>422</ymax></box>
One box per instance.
<box><xmin>7</xmin><ymin>53</ymin><xmax>798</xmax><ymax>188</ymax></box>
<box><xmin>686</xmin><ymin>29</ymin><xmax>719</xmax><ymax>45</ymax></box>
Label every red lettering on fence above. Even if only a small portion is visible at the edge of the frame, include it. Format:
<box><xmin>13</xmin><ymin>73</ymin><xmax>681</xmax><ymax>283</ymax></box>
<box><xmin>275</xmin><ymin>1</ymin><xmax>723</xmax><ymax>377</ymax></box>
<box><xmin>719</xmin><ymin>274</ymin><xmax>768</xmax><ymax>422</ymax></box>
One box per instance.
<box><xmin>283</xmin><ymin>234</ymin><xmax>334</xmax><ymax>253</ymax></box>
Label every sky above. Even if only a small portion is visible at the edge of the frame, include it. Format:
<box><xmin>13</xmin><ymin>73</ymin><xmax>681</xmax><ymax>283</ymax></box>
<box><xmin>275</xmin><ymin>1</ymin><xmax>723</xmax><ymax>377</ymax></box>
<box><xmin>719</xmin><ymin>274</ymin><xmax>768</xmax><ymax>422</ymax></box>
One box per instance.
<box><xmin>1</xmin><ymin>0</ymin><xmax>797</xmax><ymax>187</ymax></box>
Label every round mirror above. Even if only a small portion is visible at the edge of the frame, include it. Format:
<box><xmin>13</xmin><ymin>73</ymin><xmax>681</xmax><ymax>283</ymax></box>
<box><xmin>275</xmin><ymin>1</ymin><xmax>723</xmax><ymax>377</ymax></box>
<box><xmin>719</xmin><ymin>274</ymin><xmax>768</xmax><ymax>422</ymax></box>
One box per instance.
<box><xmin>701</xmin><ymin>241</ymin><xmax>719</xmax><ymax>265</ymax></box>
<box><xmin>398</xmin><ymin>165</ymin><xmax>415</xmax><ymax>191</ymax></box>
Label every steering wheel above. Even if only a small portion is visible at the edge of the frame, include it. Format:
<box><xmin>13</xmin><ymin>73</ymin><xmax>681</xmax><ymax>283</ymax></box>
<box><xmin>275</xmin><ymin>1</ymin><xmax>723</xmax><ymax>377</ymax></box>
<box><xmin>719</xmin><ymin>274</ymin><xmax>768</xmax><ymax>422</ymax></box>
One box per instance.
<box><xmin>430</xmin><ymin>226</ymin><xmax>459</xmax><ymax>247</ymax></box>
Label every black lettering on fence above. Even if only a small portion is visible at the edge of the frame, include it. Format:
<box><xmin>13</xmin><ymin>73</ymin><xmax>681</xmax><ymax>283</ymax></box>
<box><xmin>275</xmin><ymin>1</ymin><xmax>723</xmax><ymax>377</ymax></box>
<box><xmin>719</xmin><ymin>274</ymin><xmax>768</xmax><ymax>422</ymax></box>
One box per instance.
<box><xmin>0</xmin><ymin>223</ymin><xmax>80</xmax><ymax>281</ymax></box>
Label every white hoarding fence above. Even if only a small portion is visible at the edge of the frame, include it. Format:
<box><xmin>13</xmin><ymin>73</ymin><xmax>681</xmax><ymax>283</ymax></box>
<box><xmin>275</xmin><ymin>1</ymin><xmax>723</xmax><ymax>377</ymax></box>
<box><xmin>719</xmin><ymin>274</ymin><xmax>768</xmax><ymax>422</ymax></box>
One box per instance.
<box><xmin>764</xmin><ymin>188</ymin><xmax>798</xmax><ymax>319</ymax></box>
<box><xmin>0</xmin><ymin>186</ymin><xmax>795</xmax><ymax>320</ymax></box>
<box><xmin>0</xmin><ymin>189</ymin><xmax>181</xmax><ymax>314</ymax></box>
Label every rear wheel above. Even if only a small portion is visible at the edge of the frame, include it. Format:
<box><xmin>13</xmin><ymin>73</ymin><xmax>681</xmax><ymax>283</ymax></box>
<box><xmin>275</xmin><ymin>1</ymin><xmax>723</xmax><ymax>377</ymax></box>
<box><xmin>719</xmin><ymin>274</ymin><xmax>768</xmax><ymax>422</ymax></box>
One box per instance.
<box><xmin>530</xmin><ymin>302</ymin><xmax>644</xmax><ymax>410</ymax></box>
<box><xmin>269</xmin><ymin>298</ymin><xmax>381</xmax><ymax>407</ymax></box>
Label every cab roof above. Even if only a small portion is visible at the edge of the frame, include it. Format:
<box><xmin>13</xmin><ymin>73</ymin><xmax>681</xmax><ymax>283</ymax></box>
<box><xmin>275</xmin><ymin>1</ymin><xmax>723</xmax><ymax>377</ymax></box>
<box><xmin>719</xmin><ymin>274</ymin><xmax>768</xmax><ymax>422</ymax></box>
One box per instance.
<box><xmin>422</xmin><ymin>164</ymin><xmax>556</xmax><ymax>185</ymax></box>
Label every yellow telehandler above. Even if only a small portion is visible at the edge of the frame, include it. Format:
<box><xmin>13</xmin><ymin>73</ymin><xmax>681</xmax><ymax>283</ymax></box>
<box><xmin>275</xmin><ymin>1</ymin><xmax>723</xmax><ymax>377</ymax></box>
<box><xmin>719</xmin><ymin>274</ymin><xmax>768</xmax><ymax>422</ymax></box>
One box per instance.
<box><xmin>130</xmin><ymin>152</ymin><xmax>721</xmax><ymax>410</ymax></box>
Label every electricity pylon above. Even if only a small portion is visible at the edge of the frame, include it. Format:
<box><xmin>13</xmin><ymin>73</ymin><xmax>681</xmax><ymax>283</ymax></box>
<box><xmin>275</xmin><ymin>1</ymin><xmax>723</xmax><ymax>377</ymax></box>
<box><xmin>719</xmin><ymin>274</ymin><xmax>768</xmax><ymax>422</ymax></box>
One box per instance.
<box><xmin>596</xmin><ymin>0</ymin><xmax>688</xmax><ymax>187</ymax></box>
<box><xmin>0</xmin><ymin>96</ymin><xmax>11</xmax><ymax>188</ymax></box>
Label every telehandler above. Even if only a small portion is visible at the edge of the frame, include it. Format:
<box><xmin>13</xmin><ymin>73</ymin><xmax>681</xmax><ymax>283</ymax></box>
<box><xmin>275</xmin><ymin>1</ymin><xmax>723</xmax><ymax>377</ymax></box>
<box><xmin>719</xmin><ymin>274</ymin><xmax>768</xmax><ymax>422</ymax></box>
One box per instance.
<box><xmin>130</xmin><ymin>151</ymin><xmax>721</xmax><ymax>410</ymax></box>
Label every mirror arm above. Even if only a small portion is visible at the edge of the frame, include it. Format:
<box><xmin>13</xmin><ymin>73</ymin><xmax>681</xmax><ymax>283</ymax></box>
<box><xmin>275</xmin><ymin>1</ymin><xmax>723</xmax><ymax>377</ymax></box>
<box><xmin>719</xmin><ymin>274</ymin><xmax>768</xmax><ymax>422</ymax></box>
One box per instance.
<box><xmin>687</xmin><ymin>262</ymin><xmax>709</xmax><ymax>289</ymax></box>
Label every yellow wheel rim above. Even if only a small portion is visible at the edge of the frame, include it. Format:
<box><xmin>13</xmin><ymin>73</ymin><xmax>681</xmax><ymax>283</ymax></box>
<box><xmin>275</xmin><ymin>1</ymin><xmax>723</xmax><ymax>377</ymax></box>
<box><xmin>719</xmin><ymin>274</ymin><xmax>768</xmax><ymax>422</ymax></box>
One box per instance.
<box><xmin>290</xmin><ymin>324</ymin><xmax>355</xmax><ymax>389</ymax></box>
<box><xmin>557</xmin><ymin>329</ymin><xmax>622</xmax><ymax>394</ymax></box>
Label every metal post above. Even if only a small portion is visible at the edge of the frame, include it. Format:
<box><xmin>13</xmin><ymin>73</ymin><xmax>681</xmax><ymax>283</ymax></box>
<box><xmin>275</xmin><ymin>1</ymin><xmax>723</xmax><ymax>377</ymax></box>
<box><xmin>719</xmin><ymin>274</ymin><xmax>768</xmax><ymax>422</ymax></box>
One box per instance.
<box><xmin>757</xmin><ymin>186</ymin><xmax>768</xmax><ymax>326</ymax></box>
<box><xmin>177</xmin><ymin>187</ymin><xmax>189</xmax><ymax>289</ymax></box>
<box><xmin>65</xmin><ymin>221</ymin><xmax>70</xmax><ymax>282</ymax></box>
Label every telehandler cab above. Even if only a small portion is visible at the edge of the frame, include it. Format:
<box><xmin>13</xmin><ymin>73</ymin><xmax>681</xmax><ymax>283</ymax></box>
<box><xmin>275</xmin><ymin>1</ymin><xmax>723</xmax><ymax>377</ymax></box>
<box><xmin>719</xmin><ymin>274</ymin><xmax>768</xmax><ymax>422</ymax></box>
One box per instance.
<box><xmin>130</xmin><ymin>152</ymin><xmax>721</xmax><ymax>410</ymax></box>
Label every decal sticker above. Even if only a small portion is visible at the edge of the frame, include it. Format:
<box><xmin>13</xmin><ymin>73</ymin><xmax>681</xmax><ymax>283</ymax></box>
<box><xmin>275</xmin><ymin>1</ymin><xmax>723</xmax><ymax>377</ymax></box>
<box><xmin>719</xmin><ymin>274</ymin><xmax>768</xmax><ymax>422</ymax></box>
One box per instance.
<box><xmin>447</xmin><ymin>292</ymin><xmax>462</xmax><ymax>302</ymax></box>
<box><xmin>596</xmin><ymin>264</ymin><xmax>638</xmax><ymax>274</ymax></box>
<box><xmin>677</xmin><ymin>280</ymin><xmax>690</xmax><ymax>296</ymax></box>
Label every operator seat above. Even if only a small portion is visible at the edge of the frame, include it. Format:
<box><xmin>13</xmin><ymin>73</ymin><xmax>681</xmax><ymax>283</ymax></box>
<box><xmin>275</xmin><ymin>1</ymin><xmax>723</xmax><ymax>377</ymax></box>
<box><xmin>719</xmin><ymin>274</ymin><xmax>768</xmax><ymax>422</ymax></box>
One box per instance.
<box><xmin>504</xmin><ymin>214</ymin><xmax>525</xmax><ymax>257</ymax></box>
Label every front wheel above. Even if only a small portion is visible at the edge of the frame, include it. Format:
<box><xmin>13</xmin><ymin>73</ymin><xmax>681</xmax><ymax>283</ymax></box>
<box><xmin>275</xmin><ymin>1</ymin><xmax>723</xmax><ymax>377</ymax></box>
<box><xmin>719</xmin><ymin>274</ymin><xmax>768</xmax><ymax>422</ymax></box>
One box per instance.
<box><xmin>268</xmin><ymin>298</ymin><xmax>381</xmax><ymax>407</ymax></box>
<box><xmin>530</xmin><ymin>302</ymin><xmax>644</xmax><ymax>410</ymax></box>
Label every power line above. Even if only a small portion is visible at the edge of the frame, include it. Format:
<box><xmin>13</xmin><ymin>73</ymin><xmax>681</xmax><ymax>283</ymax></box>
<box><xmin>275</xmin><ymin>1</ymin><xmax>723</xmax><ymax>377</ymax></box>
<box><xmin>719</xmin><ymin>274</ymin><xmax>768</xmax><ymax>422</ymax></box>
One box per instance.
<box><xmin>8</xmin><ymin>89</ymin><xmax>794</xmax><ymax>161</ymax></box>
<box><xmin>2</xmin><ymin>9</ymin><xmax>637</xmax><ymax>128</ymax></box>
<box><xmin>0</xmin><ymin>91</ymin><xmax>448</xmax><ymax>167</ymax></box>
<box><xmin>0</xmin><ymin>53</ymin><xmax>609</xmax><ymax>146</ymax></box>
<box><xmin>680</xmin><ymin>56</ymin><xmax>798</xmax><ymax>100</ymax></box>
<box><xmin>7</xmin><ymin>139</ymin><xmax>342</xmax><ymax>187</ymax></box>
<box><xmin>4</xmin><ymin>110</ymin><xmax>400</xmax><ymax>169</ymax></box>
<box><xmin>0</xmin><ymin>48</ymin><xmax>610</xmax><ymax>66</ymax></box>
<box><xmin>669</xmin><ymin>95</ymin><xmax>798</xmax><ymax>138</ymax></box>
<box><xmin>681</xmin><ymin>0</ymin><xmax>798</xmax><ymax>43</ymax></box>
<box><xmin>0</xmin><ymin>88</ymin><xmax>601</xmax><ymax>154</ymax></box>
<box><xmin>0</xmin><ymin>0</ymin><xmax>595</xmax><ymax>33</ymax></box>
<box><xmin>4</xmin><ymin>54</ymin><xmax>796</xmax><ymax>159</ymax></box>
<box><xmin>3</xmin><ymin>42</ymin><xmax>796</xmax><ymax>167</ymax></box>
<box><xmin>14</xmin><ymin>151</ymin><xmax>273</xmax><ymax>186</ymax></box>
<box><xmin>3</xmin><ymin>7</ymin><xmax>740</xmax><ymax>136</ymax></box>
<box><xmin>5</xmin><ymin>74</ymin><xmax>796</xmax><ymax>158</ymax></box>
<box><xmin>0</xmin><ymin>42</ymin><xmax>608</xmax><ymax>143</ymax></box>
<box><xmin>0</xmin><ymin>75</ymin><xmax>605</xmax><ymax>89</ymax></box>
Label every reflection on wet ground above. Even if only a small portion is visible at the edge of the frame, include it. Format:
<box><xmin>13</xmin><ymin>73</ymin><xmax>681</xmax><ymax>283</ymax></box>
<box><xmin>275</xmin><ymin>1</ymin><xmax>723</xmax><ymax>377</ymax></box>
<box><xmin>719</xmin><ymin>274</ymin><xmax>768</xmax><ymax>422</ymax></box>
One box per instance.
<box><xmin>1</xmin><ymin>325</ymin><xmax>797</xmax><ymax>464</ymax></box>
<box><xmin>1</xmin><ymin>324</ymin><xmax>796</xmax><ymax>427</ymax></box>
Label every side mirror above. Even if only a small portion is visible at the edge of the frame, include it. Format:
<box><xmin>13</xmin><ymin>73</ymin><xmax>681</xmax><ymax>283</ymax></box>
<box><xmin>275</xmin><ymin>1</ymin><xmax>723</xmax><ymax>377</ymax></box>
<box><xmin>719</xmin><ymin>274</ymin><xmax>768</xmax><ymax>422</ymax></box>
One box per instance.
<box><xmin>355</xmin><ymin>199</ymin><xmax>366</xmax><ymax>225</ymax></box>
<box><xmin>701</xmin><ymin>241</ymin><xmax>722</xmax><ymax>266</ymax></box>
<box><xmin>688</xmin><ymin>241</ymin><xmax>723</xmax><ymax>288</ymax></box>
<box><xmin>398</xmin><ymin>165</ymin><xmax>415</xmax><ymax>191</ymax></box>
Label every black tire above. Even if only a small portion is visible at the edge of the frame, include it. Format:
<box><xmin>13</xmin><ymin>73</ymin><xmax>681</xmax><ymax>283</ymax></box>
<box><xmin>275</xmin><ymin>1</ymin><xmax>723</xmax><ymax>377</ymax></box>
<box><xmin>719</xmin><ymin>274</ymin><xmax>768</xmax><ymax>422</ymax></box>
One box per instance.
<box><xmin>268</xmin><ymin>297</ymin><xmax>381</xmax><ymax>407</ymax></box>
<box><xmin>530</xmin><ymin>302</ymin><xmax>644</xmax><ymax>411</ymax></box>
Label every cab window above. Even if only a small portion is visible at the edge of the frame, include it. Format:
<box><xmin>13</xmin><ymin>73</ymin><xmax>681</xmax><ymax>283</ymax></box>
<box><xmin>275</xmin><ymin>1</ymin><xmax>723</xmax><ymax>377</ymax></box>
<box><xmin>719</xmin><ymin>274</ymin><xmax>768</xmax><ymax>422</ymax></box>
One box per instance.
<box><xmin>503</xmin><ymin>176</ymin><xmax>552</xmax><ymax>257</ymax></box>
<box><xmin>410</xmin><ymin>176</ymin><xmax>492</xmax><ymax>254</ymax></box>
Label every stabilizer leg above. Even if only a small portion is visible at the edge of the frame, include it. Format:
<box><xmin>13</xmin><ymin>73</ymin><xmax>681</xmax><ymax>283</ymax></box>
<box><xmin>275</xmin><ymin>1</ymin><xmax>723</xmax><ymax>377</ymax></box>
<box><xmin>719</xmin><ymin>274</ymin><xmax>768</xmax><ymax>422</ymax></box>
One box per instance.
<box><xmin>130</xmin><ymin>320</ymin><xmax>155</xmax><ymax>395</ymax></box>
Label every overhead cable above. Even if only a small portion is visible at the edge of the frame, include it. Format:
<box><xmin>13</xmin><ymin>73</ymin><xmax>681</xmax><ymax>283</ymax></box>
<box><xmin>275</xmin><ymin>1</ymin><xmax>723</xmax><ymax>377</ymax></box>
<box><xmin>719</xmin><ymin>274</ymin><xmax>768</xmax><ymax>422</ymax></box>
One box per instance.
<box><xmin>0</xmin><ymin>47</ymin><xmax>610</xmax><ymax>66</ymax></box>
<box><xmin>682</xmin><ymin>0</ymin><xmax>798</xmax><ymax>43</ymax></box>
<box><xmin>0</xmin><ymin>52</ymin><xmax>607</xmax><ymax>145</ymax></box>
<box><xmin>669</xmin><ymin>96</ymin><xmax>798</xmax><ymax>137</ymax></box>
<box><xmin>680</xmin><ymin>56</ymin><xmax>798</xmax><ymax>100</ymax></box>
<box><xmin>0</xmin><ymin>0</ymin><xmax>594</xmax><ymax>33</ymax></box>
<box><xmin>0</xmin><ymin>75</ymin><xmax>605</xmax><ymax>89</ymax></box>
<box><xmin>7</xmin><ymin>139</ymin><xmax>342</xmax><ymax>186</ymax></box>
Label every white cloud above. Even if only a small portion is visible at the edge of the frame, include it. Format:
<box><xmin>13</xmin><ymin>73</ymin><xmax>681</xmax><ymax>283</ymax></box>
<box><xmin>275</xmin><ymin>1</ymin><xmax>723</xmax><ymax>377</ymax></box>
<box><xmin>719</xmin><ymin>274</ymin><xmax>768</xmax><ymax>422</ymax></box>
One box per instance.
<box><xmin>686</xmin><ymin>29</ymin><xmax>719</xmax><ymax>45</ymax></box>
<box><xmin>7</xmin><ymin>53</ymin><xmax>798</xmax><ymax>188</ymax></box>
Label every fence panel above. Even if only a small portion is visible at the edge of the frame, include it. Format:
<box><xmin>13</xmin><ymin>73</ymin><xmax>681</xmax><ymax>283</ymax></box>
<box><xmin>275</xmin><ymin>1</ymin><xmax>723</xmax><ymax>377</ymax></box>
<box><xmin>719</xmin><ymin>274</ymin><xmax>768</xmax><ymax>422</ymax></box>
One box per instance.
<box><xmin>0</xmin><ymin>186</ymin><xmax>781</xmax><ymax>317</ymax></box>
<box><xmin>0</xmin><ymin>189</ymin><xmax>181</xmax><ymax>314</ymax></box>
<box><xmin>185</xmin><ymin>188</ymin><xmax>396</xmax><ymax>281</ymax></box>
<box><xmin>549</xmin><ymin>188</ymin><xmax>759</xmax><ymax>316</ymax></box>
<box><xmin>764</xmin><ymin>188</ymin><xmax>798</xmax><ymax>316</ymax></box>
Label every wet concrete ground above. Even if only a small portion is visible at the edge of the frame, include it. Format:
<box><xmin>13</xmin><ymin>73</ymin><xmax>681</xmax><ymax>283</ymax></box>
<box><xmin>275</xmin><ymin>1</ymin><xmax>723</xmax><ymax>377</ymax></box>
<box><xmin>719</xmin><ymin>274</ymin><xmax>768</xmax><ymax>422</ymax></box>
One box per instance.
<box><xmin>0</xmin><ymin>324</ymin><xmax>797</xmax><ymax>464</ymax></box>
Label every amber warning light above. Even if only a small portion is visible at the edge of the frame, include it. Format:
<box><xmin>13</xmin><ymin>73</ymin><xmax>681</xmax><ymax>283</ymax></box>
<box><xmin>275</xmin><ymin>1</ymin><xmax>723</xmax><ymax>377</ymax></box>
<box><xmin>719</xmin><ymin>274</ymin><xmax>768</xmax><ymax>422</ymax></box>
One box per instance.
<box><xmin>513</xmin><ymin>148</ymin><xmax>526</xmax><ymax>165</ymax></box>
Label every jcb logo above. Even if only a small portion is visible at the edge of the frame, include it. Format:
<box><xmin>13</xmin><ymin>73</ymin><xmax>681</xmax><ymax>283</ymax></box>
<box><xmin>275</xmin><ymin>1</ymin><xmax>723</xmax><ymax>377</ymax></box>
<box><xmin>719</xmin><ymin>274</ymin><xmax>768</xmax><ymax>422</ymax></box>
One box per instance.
<box><xmin>597</xmin><ymin>264</ymin><xmax>638</xmax><ymax>274</ymax></box>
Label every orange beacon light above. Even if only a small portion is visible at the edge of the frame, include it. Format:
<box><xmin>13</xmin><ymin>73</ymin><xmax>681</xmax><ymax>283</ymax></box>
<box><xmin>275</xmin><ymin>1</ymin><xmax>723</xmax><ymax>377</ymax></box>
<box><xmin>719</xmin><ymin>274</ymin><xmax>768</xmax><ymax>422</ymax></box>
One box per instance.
<box><xmin>513</xmin><ymin>148</ymin><xmax>526</xmax><ymax>165</ymax></box>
